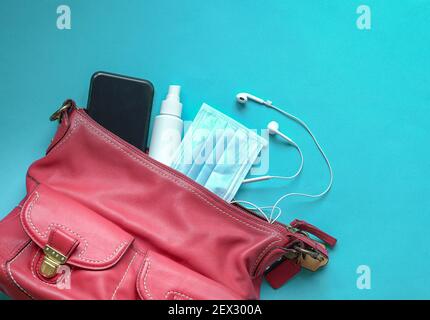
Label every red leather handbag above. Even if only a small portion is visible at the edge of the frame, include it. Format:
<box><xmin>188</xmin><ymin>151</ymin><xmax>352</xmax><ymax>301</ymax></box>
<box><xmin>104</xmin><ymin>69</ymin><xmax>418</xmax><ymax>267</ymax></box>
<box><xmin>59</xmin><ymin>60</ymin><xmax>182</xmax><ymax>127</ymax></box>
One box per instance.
<box><xmin>0</xmin><ymin>100</ymin><xmax>336</xmax><ymax>300</ymax></box>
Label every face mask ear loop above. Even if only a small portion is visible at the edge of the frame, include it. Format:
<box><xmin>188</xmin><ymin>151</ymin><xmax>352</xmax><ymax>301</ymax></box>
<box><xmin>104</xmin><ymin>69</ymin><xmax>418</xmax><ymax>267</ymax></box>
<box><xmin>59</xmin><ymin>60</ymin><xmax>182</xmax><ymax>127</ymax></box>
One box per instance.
<box><xmin>263</xmin><ymin>102</ymin><xmax>334</xmax><ymax>220</ymax></box>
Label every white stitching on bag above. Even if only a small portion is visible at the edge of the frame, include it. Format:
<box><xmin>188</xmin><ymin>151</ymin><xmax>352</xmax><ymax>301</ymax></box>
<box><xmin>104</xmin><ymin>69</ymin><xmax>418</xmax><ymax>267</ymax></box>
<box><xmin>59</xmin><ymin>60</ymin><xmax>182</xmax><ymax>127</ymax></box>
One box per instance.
<box><xmin>24</xmin><ymin>192</ymin><xmax>88</xmax><ymax>257</ymax></box>
<box><xmin>253</xmin><ymin>238</ymin><xmax>282</xmax><ymax>273</ymax></box>
<box><xmin>7</xmin><ymin>242</ymin><xmax>35</xmax><ymax>299</ymax></box>
<box><xmin>142</xmin><ymin>257</ymin><xmax>152</xmax><ymax>300</ymax></box>
<box><xmin>1</xmin><ymin>210</ymin><xmax>30</xmax><ymax>259</ymax></box>
<box><xmin>48</xmin><ymin>120</ymin><xmax>79</xmax><ymax>154</ymax></box>
<box><xmin>111</xmin><ymin>252</ymin><xmax>137</xmax><ymax>300</ymax></box>
<box><xmin>23</xmin><ymin>191</ymin><xmax>129</xmax><ymax>265</ymax></box>
<box><xmin>44</xmin><ymin>112</ymin><xmax>286</xmax><ymax>274</ymax></box>
<box><xmin>139</xmin><ymin>256</ymin><xmax>196</xmax><ymax>301</ymax></box>
<box><xmin>165</xmin><ymin>291</ymin><xmax>193</xmax><ymax>300</ymax></box>
<box><xmin>56</xmin><ymin>115</ymin><xmax>275</xmax><ymax>235</ymax></box>
<box><xmin>77</xmin><ymin>118</ymin><xmax>283</xmax><ymax>273</ymax></box>
<box><xmin>89</xmin><ymin>125</ymin><xmax>272</xmax><ymax>233</ymax></box>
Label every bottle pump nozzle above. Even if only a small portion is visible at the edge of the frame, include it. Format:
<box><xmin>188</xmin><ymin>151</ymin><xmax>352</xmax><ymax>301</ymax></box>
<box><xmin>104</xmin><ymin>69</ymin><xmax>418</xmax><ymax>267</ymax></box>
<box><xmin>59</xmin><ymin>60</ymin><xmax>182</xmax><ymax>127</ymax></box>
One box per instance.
<box><xmin>160</xmin><ymin>85</ymin><xmax>182</xmax><ymax>117</ymax></box>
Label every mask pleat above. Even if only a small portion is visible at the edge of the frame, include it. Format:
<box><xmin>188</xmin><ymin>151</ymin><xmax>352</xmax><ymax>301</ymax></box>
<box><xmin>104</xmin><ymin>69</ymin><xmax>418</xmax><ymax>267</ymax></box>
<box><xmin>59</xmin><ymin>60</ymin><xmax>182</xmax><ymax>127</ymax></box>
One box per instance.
<box><xmin>194</xmin><ymin>127</ymin><xmax>236</xmax><ymax>186</ymax></box>
<box><xmin>170</xmin><ymin>103</ymin><xmax>267</xmax><ymax>202</ymax></box>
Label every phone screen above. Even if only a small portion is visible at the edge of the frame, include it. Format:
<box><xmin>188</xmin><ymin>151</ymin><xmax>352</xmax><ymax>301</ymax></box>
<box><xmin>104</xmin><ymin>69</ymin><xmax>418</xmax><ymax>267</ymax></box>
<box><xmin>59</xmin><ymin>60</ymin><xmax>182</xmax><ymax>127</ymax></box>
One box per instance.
<box><xmin>87</xmin><ymin>72</ymin><xmax>154</xmax><ymax>151</ymax></box>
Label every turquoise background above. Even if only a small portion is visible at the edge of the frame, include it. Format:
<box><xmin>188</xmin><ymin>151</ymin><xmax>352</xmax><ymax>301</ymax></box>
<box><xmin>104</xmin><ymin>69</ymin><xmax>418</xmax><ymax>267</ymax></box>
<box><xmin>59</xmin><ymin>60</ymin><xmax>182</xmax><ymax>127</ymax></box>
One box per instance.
<box><xmin>1</xmin><ymin>0</ymin><xmax>429</xmax><ymax>300</ymax></box>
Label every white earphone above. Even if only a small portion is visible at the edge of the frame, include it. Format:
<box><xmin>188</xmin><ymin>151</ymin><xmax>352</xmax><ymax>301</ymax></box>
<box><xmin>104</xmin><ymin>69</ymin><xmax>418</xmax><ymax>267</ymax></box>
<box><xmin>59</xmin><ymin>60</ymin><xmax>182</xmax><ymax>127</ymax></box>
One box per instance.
<box><xmin>242</xmin><ymin>120</ymin><xmax>303</xmax><ymax>184</ymax></box>
<box><xmin>236</xmin><ymin>92</ymin><xmax>268</xmax><ymax>105</ymax></box>
<box><xmin>232</xmin><ymin>92</ymin><xmax>333</xmax><ymax>223</ymax></box>
<box><xmin>267</xmin><ymin>121</ymin><xmax>294</xmax><ymax>144</ymax></box>
<box><xmin>237</xmin><ymin>92</ymin><xmax>303</xmax><ymax>184</ymax></box>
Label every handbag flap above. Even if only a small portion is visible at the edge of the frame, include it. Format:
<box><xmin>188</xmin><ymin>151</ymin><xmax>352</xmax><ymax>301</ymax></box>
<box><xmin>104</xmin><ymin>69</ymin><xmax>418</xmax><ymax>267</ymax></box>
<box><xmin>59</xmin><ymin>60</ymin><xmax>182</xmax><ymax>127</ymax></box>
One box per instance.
<box><xmin>20</xmin><ymin>184</ymin><xmax>134</xmax><ymax>270</ymax></box>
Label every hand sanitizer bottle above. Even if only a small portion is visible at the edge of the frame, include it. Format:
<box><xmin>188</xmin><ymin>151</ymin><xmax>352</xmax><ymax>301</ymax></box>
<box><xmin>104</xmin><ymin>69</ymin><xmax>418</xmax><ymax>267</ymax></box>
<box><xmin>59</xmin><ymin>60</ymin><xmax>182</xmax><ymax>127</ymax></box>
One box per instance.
<box><xmin>148</xmin><ymin>85</ymin><xmax>183</xmax><ymax>166</ymax></box>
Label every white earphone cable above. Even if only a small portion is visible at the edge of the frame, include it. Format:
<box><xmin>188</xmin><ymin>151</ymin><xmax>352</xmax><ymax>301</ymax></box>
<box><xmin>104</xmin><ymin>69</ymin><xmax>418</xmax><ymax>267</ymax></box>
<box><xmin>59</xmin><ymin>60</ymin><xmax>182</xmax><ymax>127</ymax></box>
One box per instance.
<box><xmin>234</xmin><ymin>99</ymin><xmax>333</xmax><ymax>223</ymax></box>
<box><xmin>266</xmin><ymin>101</ymin><xmax>333</xmax><ymax>220</ymax></box>
<box><xmin>242</xmin><ymin>140</ymin><xmax>304</xmax><ymax>183</ymax></box>
<box><xmin>230</xmin><ymin>200</ymin><xmax>282</xmax><ymax>222</ymax></box>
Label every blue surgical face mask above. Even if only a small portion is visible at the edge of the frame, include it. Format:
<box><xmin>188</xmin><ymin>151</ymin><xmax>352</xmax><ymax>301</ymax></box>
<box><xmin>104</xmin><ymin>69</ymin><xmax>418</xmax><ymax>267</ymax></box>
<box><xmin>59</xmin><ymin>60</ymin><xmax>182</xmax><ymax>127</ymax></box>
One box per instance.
<box><xmin>171</xmin><ymin>103</ymin><xmax>267</xmax><ymax>202</ymax></box>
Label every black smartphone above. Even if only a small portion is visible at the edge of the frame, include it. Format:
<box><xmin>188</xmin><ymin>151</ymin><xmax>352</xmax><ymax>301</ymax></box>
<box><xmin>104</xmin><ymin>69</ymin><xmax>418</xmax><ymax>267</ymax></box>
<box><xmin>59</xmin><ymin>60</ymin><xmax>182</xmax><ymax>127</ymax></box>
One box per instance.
<box><xmin>87</xmin><ymin>71</ymin><xmax>154</xmax><ymax>151</ymax></box>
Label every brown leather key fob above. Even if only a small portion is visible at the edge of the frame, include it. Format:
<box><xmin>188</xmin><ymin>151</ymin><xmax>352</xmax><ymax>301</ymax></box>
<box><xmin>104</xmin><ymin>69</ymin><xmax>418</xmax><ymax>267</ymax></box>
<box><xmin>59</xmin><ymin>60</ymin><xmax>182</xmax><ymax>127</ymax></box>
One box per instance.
<box><xmin>299</xmin><ymin>253</ymin><xmax>328</xmax><ymax>272</ymax></box>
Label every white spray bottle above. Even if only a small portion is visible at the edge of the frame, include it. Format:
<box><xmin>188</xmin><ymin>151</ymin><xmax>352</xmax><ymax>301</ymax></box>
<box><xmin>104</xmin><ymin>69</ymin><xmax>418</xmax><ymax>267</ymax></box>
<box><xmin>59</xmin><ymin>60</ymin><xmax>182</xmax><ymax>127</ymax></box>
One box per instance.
<box><xmin>148</xmin><ymin>85</ymin><xmax>183</xmax><ymax>166</ymax></box>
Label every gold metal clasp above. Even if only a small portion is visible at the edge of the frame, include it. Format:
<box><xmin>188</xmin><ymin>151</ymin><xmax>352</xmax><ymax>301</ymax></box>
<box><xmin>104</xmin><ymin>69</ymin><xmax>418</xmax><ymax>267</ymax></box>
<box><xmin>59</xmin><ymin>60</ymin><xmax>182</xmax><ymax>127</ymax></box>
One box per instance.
<box><xmin>40</xmin><ymin>245</ymin><xmax>67</xmax><ymax>278</ymax></box>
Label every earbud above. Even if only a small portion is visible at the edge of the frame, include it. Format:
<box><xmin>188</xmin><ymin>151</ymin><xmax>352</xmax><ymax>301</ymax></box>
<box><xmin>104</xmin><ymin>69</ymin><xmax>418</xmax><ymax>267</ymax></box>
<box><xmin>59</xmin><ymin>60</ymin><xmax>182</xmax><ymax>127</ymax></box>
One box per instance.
<box><xmin>236</xmin><ymin>93</ymin><xmax>249</xmax><ymax>104</ymax></box>
<box><xmin>267</xmin><ymin>121</ymin><xmax>280</xmax><ymax>135</ymax></box>
<box><xmin>236</xmin><ymin>93</ymin><xmax>269</xmax><ymax>105</ymax></box>
<box><xmin>239</xmin><ymin>97</ymin><xmax>305</xmax><ymax>186</ymax></box>
<box><xmin>236</xmin><ymin>91</ymin><xmax>333</xmax><ymax>224</ymax></box>
<box><xmin>242</xmin><ymin>121</ymin><xmax>300</xmax><ymax>184</ymax></box>
<box><xmin>266</xmin><ymin>121</ymin><xmax>295</xmax><ymax>145</ymax></box>
<box><xmin>235</xmin><ymin>93</ymin><xmax>295</xmax><ymax>145</ymax></box>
